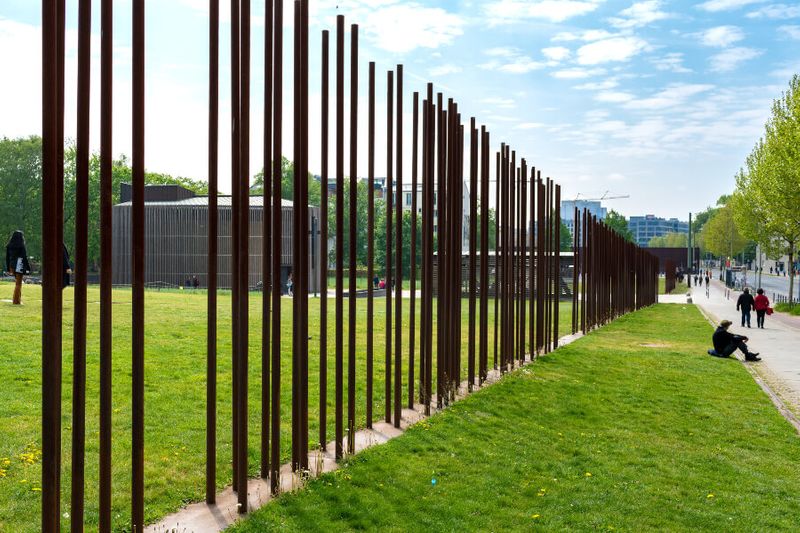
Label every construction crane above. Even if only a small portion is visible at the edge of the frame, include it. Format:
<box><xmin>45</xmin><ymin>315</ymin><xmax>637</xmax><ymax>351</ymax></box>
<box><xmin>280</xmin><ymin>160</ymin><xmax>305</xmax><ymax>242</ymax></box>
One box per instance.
<box><xmin>572</xmin><ymin>190</ymin><xmax>630</xmax><ymax>202</ymax></box>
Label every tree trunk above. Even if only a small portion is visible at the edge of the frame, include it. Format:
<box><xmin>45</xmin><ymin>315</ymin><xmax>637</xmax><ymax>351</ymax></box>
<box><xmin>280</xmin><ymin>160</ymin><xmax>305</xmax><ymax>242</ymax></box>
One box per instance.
<box><xmin>789</xmin><ymin>246</ymin><xmax>795</xmax><ymax>306</ymax></box>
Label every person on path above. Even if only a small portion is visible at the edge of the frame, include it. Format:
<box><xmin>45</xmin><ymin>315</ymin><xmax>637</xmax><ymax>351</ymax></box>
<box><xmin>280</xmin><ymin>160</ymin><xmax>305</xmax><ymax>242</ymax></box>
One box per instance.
<box><xmin>62</xmin><ymin>243</ymin><xmax>72</xmax><ymax>289</ymax></box>
<box><xmin>286</xmin><ymin>271</ymin><xmax>293</xmax><ymax>296</ymax></box>
<box><xmin>737</xmin><ymin>287</ymin><xmax>755</xmax><ymax>328</ymax></box>
<box><xmin>710</xmin><ymin>320</ymin><xmax>761</xmax><ymax>361</ymax></box>
<box><xmin>5</xmin><ymin>230</ymin><xmax>31</xmax><ymax>305</ymax></box>
<box><xmin>754</xmin><ymin>288</ymin><xmax>770</xmax><ymax>329</ymax></box>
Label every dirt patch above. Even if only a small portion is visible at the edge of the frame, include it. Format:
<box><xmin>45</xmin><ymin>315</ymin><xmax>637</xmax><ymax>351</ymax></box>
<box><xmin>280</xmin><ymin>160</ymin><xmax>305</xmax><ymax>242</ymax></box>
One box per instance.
<box><xmin>639</xmin><ymin>343</ymin><xmax>670</xmax><ymax>348</ymax></box>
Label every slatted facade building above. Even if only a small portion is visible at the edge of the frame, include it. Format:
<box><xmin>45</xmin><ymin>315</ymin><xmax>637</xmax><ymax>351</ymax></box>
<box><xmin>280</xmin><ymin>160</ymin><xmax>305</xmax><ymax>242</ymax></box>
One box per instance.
<box><xmin>112</xmin><ymin>185</ymin><xmax>321</xmax><ymax>292</ymax></box>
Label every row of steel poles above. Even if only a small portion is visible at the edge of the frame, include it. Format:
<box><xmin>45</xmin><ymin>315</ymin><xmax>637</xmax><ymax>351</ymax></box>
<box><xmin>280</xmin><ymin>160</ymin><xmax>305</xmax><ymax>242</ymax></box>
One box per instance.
<box><xmin>39</xmin><ymin>1</ymin><xmax>661</xmax><ymax>530</ymax></box>
<box><xmin>665</xmin><ymin>259</ymin><xmax>677</xmax><ymax>294</ymax></box>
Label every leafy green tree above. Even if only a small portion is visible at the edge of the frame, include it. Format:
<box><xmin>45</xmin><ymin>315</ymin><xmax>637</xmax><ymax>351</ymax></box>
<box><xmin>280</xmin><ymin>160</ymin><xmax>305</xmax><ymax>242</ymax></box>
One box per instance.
<box><xmin>252</xmin><ymin>157</ymin><xmax>321</xmax><ymax>207</ymax></box>
<box><xmin>560</xmin><ymin>220</ymin><xmax>573</xmax><ymax>251</ymax></box>
<box><xmin>700</xmin><ymin>203</ymin><xmax>748</xmax><ymax>259</ymax></box>
<box><xmin>648</xmin><ymin>232</ymin><xmax>688</xmax><ymax>248</ymax></box>
<box><xmin>604</xmin><ymin>209</ymin><xmax>634</xmax><ymax>242</ymax></box>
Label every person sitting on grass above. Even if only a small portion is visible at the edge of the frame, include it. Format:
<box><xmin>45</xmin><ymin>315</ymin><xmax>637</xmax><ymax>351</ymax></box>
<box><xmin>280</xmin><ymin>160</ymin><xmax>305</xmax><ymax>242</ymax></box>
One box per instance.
<box><xmin>709</xmin><ymin>320</ymin><xmax>761</xmax><ymax>361</ymax></box>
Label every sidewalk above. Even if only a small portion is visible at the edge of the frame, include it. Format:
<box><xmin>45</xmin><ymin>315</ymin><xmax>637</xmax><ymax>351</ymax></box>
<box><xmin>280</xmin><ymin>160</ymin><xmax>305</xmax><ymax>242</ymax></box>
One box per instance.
<box><xmin>679</xmin><ymin>280</ymin><xmax>800</xmax><ymax>415</ymax></box>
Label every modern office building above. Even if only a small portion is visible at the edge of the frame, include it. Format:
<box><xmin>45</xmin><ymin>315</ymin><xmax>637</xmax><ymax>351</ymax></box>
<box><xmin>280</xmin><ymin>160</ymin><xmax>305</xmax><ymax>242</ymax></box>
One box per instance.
<box><xmin>560</xmin><ymin>200</ymin><xmax>607</xmax><ymax>237</ymax></box>
<box><xmin>113</xmin><ymin>184</ymin><xmax>321</xmax><ymax>292</ymax></box>
<box><xmin>628</xmin><ymin>214</ymin><xmax>689</xmax><ymax>248</ymax></box>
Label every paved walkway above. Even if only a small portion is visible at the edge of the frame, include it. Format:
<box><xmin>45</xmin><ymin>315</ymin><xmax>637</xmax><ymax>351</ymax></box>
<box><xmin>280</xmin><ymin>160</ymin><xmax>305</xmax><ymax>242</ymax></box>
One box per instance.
<box><xmin>661</xmin><ymin>280</ymin><xmax>800</xmax><ymax>418</ymax></box>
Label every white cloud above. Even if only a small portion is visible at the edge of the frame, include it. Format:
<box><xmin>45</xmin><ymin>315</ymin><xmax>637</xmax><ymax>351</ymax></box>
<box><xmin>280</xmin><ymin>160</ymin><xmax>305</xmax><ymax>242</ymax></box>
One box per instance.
<box><xmin>515</xmin><ymin>122</ymin><xmax>546</xmax><ymax>129</ymax></box>
<box><xmin>480</xmin><ymin>97</ymin><xmax>516</xmax><ymax>108</ymax></box>
<box><xmin>696</xmin><ymin>0</ymin><xmax>765</xmax><ymax>12</ymax></box>
<box><xmin>709</xmin><ymin>46</ymin><xmax>761</xmax><ymax>72</ymax></box>
<box><xmin>576</xmin><ymin>36</ymin><xmax>649</xmax><ymax>65</ymax></box>
<box><xmin>363</xmin><ymin>4</ymin><xmax>464</xmax><ymax>53</ymax></box>
<box><xmin>552</xmin><ymin>67</ymin><xmax>606</xmax><ymax>79</ymax></box>
<box><xmin>698</xmin><ymin>25</ymin><xmax>745</xmax><ymax>47</ymax></box>
<box><xmin>429</xmin><ymin>64</ymin><xmax>462</xmax><ymax>76</ymax></box>
<box><xmin>652</xmin><ymin>53</ymin><xmax>692</xmax><ymax>73</ymax></box>
<box><xmin>623</xmin><ymin>83</ymin><xmax>715</xmax><ymax>110</ymax></box>
<box><xmin>552</xmin><ymin>29</ymin><xmax>615</xmax><ymax>43</ymax></box>
<box><xmin>542</xmin><ymin>46</ymin><xmax>571</xmax><ymax>61</ymax></box>
<box><xmin>498</xmin><ymin>57</ymin><xmax>548</xmax><ymax>73</ymax></box>
<box><xmin>746</xmin><ymin>3</ymin><xmax>800</xmax><ymax>18</ymax></box>
<box><xmin>595</xmin><ymin>91</ymin><xmax>636</xmax><ymax>103</ymax></box>
<box><xmin>485</xmin><ymin>0</ymin><xmax>604</xmax><ymax>25</ymax></box>
<box><xmin>574</xmin><ymin>79</ymin><xmax>620</xmax><ymax>90</ymax></box>
<box><xmin>778</xmin><ymin>25</ymin><xmax>800</xmax><ymax>39</ymax></box>
<box><xmin>609</xmin><ymin>1</ymin><xmax>670</xmax><ymax>29</ymax></box>
<box><xmin>485</xmin><ymin>46</ymin><xmax>521</xmax><ymax>57</ymax></box>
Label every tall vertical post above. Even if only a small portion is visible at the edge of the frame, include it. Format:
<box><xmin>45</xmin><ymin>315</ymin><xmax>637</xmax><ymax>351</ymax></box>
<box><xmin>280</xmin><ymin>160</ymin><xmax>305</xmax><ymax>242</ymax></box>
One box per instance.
<box><xmin>131</xmin><ymin>0</ymin><xmax>145</xmax><ymax>528</ymax></box>
<box><xmin>269</xmin><ymin>0</ymin><xmax>283</xmax><ymax>495</ymax></box>
<box><xmin>468</xmin><ymin>118</ymin><xmax>477</xmax><ymax>390</ymax></box>
<box><xmin>299</xmin><ymin>0</ymin><xmax>310</xmax><ymax>470</ymax></box>
<box><xmin>394</xmin><ymin>65</ymin><xmax>403</xmax><ymax>427</ymax></box>
<box><xmin>479</xmin><ymin>127</ymin><xmax>489</xmax><ymax>382</ymax></box>
<box><xmin>553</xmin><ymin>185</ymin><xmax>561</xmax><ymax>346</ymax></box>
<box><xmin>366</xmin><ymin>62</ymin><xmax>376</xmax><ymax>427</ymax></box>
<box><xmin>319</xmin><ymin>28</ymin><xmax>329</xmax><ymax>451</ymax></box>
<box><xmin>494</xmin><ymin>151</ymin><xmax>500</xmax><ymax>369</ymax></box>
<box><xmin>409</xmin><ymin>92</ymin><xmax>418</xmax><ymax>409</ymax></box>
<box><xmin>99</xmin><ymin>0</ymin><xmax>114</xmax><ymax>526</ymax></box>
<box><xmin>528</xmin><ymin>168</ymin><xmax>535</xmax><ymax>359</ymax></box>
<box><xmin>230</xmin><ymin>0</ymin><xmax>241</xmax><ymax>490</ymax></box>
<box><xmin>261</xmin><ymin>0</ymin><xmax>273</xmax><ymax>480</ymax></box>
<box><xmin>348</xmin><ymin>24</ymin><xmax>359</xmax><ymax>452</ymax></box>
<box><xmin>71</xmin><ymin>0</ymin><xmax>91</xmax><ymax>527</ymax></box>
<box><xmin>385</xmin><ymin>70</ymin><xmax>394</xmax><ymax>423</ymax></box>
<box><xmin>334</xmin><ymin>14</ymin><xmax>345</xmax><ymax>461</ymax></box>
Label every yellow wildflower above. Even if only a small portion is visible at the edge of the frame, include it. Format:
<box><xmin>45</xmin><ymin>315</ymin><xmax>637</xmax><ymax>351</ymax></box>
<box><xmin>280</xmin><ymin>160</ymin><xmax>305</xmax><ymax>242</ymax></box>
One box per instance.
<box><xmin>585</xmin><ymin>472</ymin><xmax>592</xmax><ymax>477</ymax></box>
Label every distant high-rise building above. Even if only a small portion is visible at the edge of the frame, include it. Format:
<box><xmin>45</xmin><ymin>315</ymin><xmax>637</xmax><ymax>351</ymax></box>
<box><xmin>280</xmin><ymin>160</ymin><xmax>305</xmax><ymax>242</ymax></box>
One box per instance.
<box><xmin>628</xmin><ymin>214</ymin><xmax>688</xmax><ymax>247</ymax></box>
<box><xmin>561</xmin><ymin>200</ymin><xmax>607</xmax><ymax>237</ymax></box>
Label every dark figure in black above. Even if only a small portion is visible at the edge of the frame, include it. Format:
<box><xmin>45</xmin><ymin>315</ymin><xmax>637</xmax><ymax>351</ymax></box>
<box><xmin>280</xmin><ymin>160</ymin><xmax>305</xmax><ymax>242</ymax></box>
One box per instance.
<box><xmin>737</xmin><ymin>287</ymin><xmax>755</xmax><ymax>328</ymax></box>
<box><xmin>62</xmin><ymin>243</ymin><xmax>72</xmax><ymax>289</ymax></box>
<box><xmin>710</xmin><ymin>320</ymin><xmax>761</xmax><ymax>361</ymax></box>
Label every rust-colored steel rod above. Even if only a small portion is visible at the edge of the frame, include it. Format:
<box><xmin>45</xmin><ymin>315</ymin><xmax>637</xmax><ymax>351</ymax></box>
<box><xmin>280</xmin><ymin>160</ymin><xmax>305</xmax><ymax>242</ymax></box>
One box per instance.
<box><xmin>319</xmin><ymin>28</ymin><xmax>329</xmax><ymax>449</ymax></box>
<box><xmin>517</xmin><ymin>164</ymin><xmax>523</xmax><ymax>363</ymax></box>
<box><xmin>572</xmin><ymin>206</ymin><xmax>578</xmax><ymax>335</ymax></box>
<box><xmin>366</xmin><ymin>62</ymin><xmax>375</xmax><ymax>427</ymax></box>
<box><xmin>553</xmin><ymin>185</ymin><xmax>561</xmax><ymax>347</ymax></box>
<box><xmin>131</xmin><ymin>0</ymin><xmax>145</xmax><ymax>527</ymax></box>
<box><xmin>230</xmin><ymin>0</ymin><xmax>241</xmax><ymax>489</ymax></box>
<box><xmin>41</xmin><ymin>0</ymin><xmax>64</xmax><ymax>528</ymax></box>
<box><xmin>207</xmin><ymin>0</ymin><xmax>219</xmax><ymax>503</ymax></box>
<box><xmin>479</xmin><ymin>127</ymin><xmax>489</xmax><ymax>382</ymax></box>
<box><xmin>509</xmin><ymin>150</ymin><xmax>516</xmax><ymax>368</ymax></box>
<box><xmin>467</xmin><ymin>118</ymin><xmax>477</xmax><ymax>390</ymax></box>
<box><xmin>436</xmin><ymin>96</ymin><xmax>444</xmax><ymax>407</ymax></box>
<box><xmin>499</xmin><ymin>144</ymin><xmax>506</xmax><ymax>371</ymax></box>
<box><xmin>536</xmin><ymin>174</ymin><xmax>544</xmax><ymax>353</ymax></box>
<box><xmin>494</xmin><ymin>151</ymin><xmax>500</xmax><ymax>369</ymax></box>
<box><xmin>394</xmin><ymin>65</ymin><xmax>403</xmax><ymax>427</ymax></box>
<box><xmin>423</xmin><ymin>85</ymin><xmax>434</xmax><ymax>415</ymax></box>
<box><xmin>528</xmin><ymin>167</ymin><xmax>535</xmax><ymax>360</ymax></box>
<box><xmin>261</xmin><ymin>0</ymin><xmax>273</xmax><ymax>480</ymax></box>
<box><xmin>237</xmin><ymin>0</ymin><xmax>251</xmax><ymax>507</ymax></box>
<box><xmin>419</xmin><ymin>95</ymin><xmax>428</xmax><ymax>407</ymax></box>
<box><xmin>270</xmin><ymin>0</ymin><xmax>283</xmax><ymax>495</ymax></box>
<box><xmin>291</xmin><ymin>0</ymin><xmax>301</xmax><ymax>473</ymax></box>
<box><xmin>385</xmin><ymin>69</ymin><xmax>393</xmax><ymax>423</ymax></box>
<box><xmin>519</xmin><ymin>159</ymin><xmax>527</xmax><ymax>362</ymax></box>
<box><xmin>409</xmin><ymin>91</ymin><xmax>418</xmax><ymax>409</ymax></box>
<box><xmin>299</xmin><ymin>0</ymin><xmax>310</xmax><ymax>470</ymax></box>
<box><xmin>334</xmin><ymin>13</ymin><xmax>344</xmax><ymax>460</ymax></box>
<box><xmin>581</xmin><ymin>207</ymin><xmax>587</xmax><ymax>334</ymax></box>
<box><xmin>99</xmin><ymin>0</ymin><xmax>113</xmax><ymax>525</ymax></box>
<box><xmin>348</xmin><ymin>24</ymin><xmax>359</xmax><ymax>451</ymax></box>
<box><xmin>71</xmin><ymin>0</ymin><xmax>91</xmax><ymax>527</ymax></box>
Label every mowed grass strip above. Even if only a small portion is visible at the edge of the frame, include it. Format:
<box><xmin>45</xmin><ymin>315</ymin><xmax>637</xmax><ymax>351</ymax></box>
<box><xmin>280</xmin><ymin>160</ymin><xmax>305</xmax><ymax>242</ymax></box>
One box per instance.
<box><xmin>0</xmin><ymin>282</ymin><xmax>572</xmax><ymax>531</ymax></box>
<box><xmin>231</xmin><ymin>304</ymin><xmax>800</xmax><ymax>532</ymax></box>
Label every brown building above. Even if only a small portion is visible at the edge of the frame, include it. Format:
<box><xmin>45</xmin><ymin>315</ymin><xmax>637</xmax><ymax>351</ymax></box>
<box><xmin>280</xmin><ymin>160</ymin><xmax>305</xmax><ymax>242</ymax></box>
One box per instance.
<box><xmin>112</xmin><ymin>185</ymin><xmax>320</xmax><ymax>292</ymax></box>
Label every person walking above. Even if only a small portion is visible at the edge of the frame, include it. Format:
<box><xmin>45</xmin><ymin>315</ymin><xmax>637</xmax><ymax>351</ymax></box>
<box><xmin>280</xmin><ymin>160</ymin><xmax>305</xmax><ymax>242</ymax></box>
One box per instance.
<box><xmin>754</xmin><ymin>288</ymin><xmax>770</xmax><ymax>329</ymax></box>
<box><xmin>62</xmin><ymin>243</ymin><xmax>72</xmax><ymax>289</ymax></box>
<box><xmin>710</xmin><ymin>320</ymin><xmax>761</xmax><ymax>361</ymax></box>
<box><xmin>737</xmin><ymin>287</ymin><xmax>755</xmax><ymax>328</ymax></box>
<box><xmin>5</xmin><ymin>230</ymin><xmax>31</xmax><ymax>305</ymax></box>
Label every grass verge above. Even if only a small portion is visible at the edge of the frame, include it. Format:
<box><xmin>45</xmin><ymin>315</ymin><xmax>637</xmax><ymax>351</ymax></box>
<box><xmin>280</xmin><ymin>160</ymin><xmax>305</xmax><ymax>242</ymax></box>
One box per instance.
<box><xmin>231</xmin><ymin>303</ymin><xmax>800</xmax><ymax>532</ymax></box>
<box><xmin>775</xmin><ymin>302</ymin><xmax>800</xmax><ymax>316</ymax></box>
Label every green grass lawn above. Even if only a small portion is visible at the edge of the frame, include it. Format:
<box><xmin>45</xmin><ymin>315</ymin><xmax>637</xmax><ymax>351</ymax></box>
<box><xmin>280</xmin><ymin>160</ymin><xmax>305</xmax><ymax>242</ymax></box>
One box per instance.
<box><xmin>0</xmin><ymin>282</ymin><xmax>572</xmax><ymax>532</ymax></box>
<box><xmin>659</xmin><ymin>277</ymin><xmax>690</xmax><ymax>295</ymax></box>
<box><xmin>775</xmin><ymin>302</ymin><xmax>800</xmax><ymax>316</ymax></box>
<box><xmin>231</xmin><ymin>304</ymin><xmax>800</xmax><ymax>532</ymax></box>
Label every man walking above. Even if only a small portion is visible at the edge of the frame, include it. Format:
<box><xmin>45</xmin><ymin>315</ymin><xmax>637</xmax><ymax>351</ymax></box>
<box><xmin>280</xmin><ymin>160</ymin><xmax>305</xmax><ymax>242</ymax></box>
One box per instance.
<box><xmin>737</xmin><ymin>287</ymin><xmax>755</xmax><ymax>328</ymax></box>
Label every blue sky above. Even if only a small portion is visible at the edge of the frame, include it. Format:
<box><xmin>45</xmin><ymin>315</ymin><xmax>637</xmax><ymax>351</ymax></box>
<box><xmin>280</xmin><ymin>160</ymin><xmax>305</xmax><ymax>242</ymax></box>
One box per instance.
<box><xmin>1</xmin><ymin>0</ymin><xmax>798</xmax><ymax>218</ymax></box>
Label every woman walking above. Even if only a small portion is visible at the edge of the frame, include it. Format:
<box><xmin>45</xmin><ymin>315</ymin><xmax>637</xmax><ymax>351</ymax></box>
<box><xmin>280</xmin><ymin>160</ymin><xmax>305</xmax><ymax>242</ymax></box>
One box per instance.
<box><xmin>754</xmin><ymin>288</ymin><xmax>770</xmax><ymax>329</ymax></box>
<box><xmin>5</xmin><ymin>231</ymin><xmax>31</xmax><ymax>305</ymax></box>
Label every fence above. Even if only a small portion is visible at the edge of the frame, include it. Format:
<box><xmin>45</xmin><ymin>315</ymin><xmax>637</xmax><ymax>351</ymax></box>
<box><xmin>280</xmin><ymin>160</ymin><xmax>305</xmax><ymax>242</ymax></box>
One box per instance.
<box><xmin>39</xmin><ymin>0</ymin><xmax>659</xmax><ymax>530</ymax></box>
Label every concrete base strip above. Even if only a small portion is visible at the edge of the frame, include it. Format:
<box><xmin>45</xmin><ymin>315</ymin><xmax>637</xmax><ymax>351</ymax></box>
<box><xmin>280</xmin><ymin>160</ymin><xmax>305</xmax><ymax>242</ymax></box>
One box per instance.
<box><xmin>146</xmin><ymin>332</ymin><xmax>586</xmax><ymax>532</ymax></box>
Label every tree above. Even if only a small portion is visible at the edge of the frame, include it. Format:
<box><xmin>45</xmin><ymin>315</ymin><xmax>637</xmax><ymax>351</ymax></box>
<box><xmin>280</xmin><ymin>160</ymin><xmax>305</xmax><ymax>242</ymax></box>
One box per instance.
<box><xmin>733</xmin><ymin>75</ymin><xmax>800</xmax><ymax>302</ymax></box>
<box><xmin>252</xmin><ymin>157</ymin><xmax>321</xmax><ymax>207</ymax></box>
<box><xmin>700</xmin><ymin>203</ymin><xmax>748</xmax><ymax>259</ymax></box>
<box><xmin>648</xmin><ymin>232</ymin><xmax>688</xmax><ymax>248</ymax></box>
<box><xmin>604</xmin><ymin>210</ymin><xmax>634</xmax><ymax>242</ymax></box>
<box><xmin>560</xmin><ymin>220</ymin><xmax>573</xmax><ymax>251</ymax></box>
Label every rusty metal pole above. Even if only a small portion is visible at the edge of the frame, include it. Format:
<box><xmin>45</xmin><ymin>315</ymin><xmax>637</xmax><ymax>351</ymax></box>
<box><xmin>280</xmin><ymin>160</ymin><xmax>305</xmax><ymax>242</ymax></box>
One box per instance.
<box><xmin>528</xmin><ymin>167</ymin><xmax>535</xmax><ymax>359</ymax></box>
<box><xmin>419</xmin><ymin>97</ymin><xmax>428</xmax><ymax>406</ymax></box>
<box><xmin>300</xmin><ymin>0</ymin><xmax>310</xmax><ymax>471</ymax></box>
<box><xmin>366</xmin><ymin>62</ymin><xmax>375</xmax><ymax>427</ymax></box>
<box><xmin>572</xmin><ymin>206</ymin><xmax>578</xmax><ymax>335</ymax></box>
<box><xmin>423</xmin><ymin>85</ymin><xmax>434</xmax><ymax>415</ymax></box>
<box><xmin>536</xmin><ymin>174</ymin><xmax>544</xmax><ymax>353</ymax></box>
<box><xmin>494</xmin><ymin>151</ymin><xmax>500</xmax><ymax>369</ymax></box>
<box><xmin>261</xmin><ymin>0</ymin><xmax>273</xmax><ymax>480</ymax></box>
<box><xmin>348</xmin><ymin>24</ymin><xmax>358</xmax><ymax>452</ymax></box>
<box><xmin>71</xmin><ymin>0</ymin><xmax>91</xmax><ymax>527</ymax></box>
<box><xmin>553</xmin><ymin>185</ymin><xmax>561</xmax><ymax>346</ymax></box>
<box><xmin>41</xmin><ymin>0</ymin><xmax>64</xmax><ymax>528</ymax></box>
<box><xmin>436</xmin><ymin>95</ymin><xmax>444</xmax><ymax>407</ymax></box>
<box><xmin>319</xmin><ymin>28</ymin><xmax>329</xmax><ymax>450</ymax></box>
<box><xmin>99</xmin><ymin>0</ymin><xmax>114</xmax><ymax>525</ymax></box>
<box><xmin>519</xmin><ymin>159</ymin><xmax>527</xmax><ymax>361</ymax></box>
<box><xmin>468</xmin><ymin>118</ymin><xmax>477</xmax><ymax>390</ymax></box>
<box><xmin>131</xmin><ymin>0</ymin><xmax>145</xmax><ymax>527</ymax></box>
<box><xmin>269</xmin><ymin>0</ymin><xmax>283</xmax><ymax>495</ymax></box>
<box><xmin>230</xmin><ymin>0</ymin><xmax>241</xmax><ymax>490</ymax></box>
<box><xmin>394</xmin><ymin>65</ymin><xmax>403</xmax><ymax>428</ymax></box>
<box><xmin>479</xmin><ymin>127</ymin><xmax>489</xmax><ymax>382</ymax></box>
<box><xmin>385</xmin><ymin>70</ymin><xmax>394</xmax><ymax>423</ymax></box>
<box><xmin>207</xmin><ymin>0</ymin><xmax>219</xmax><ymax>502</ymax></box>
<box><xmin>409</xmin><ymin>92</ymin><xmax>418</xmax><ymax>409</ymax></box>
<box><xmin>334</xmin><ymin>13</ymin><xmax>344</xmax><ymax>461</ymax></box>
